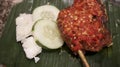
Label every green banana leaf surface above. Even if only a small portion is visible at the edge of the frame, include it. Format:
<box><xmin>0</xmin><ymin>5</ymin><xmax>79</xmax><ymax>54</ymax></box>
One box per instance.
<box><xmin>0</xmin><ymin>0</ymin><xmax>120</xmax><ymax>67</ymax></box>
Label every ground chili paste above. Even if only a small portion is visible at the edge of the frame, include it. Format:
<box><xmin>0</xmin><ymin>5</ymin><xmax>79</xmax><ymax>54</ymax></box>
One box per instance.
<box><xmin>57</xmin><ymin>0</ymin><xmax>112</xmax><ymax>54</ymax></box>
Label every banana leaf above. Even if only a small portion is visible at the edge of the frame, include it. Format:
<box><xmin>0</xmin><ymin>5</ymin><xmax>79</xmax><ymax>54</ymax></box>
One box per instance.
<box><xmin>0</xmin><ymin>0</ymin><xmax>120</xmax><ymax>67</ymax></box>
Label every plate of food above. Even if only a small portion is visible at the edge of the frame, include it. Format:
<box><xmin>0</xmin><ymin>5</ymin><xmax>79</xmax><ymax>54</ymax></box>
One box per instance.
<box><xmin>0</xmin><ymin>0</ymin><xmax>120</xmax><ymax>67</ymax></box>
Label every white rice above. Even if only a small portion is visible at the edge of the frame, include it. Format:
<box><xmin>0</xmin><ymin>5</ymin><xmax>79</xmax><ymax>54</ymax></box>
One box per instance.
<box><xmin>16</xmin><ymin>13</ymin><xmax>42</xmax><ymax>63</ymax></box>
<box><xmin>22</xmin><ymin>37</ymin><xmax>42</xmax><ymax>62</ymax></box>
<box><xmin>16</xmin><ymin>13</ymin><xmax>33</xmax><ymax>41</ymax></box>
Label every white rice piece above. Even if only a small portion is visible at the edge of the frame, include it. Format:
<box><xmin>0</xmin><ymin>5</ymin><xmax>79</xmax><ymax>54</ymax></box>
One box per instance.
<box><xmin>34</xmin><ymin>57</ymin><xmax>40</xmax><ymax>63</ymax></box>
<box><xmin>22</xmin><ymin>37</ymin><xmax>42</xmax><ymax>62</ymax></box>
<box><xmin>16</xmin><ymin>13</ymin><xmax>34</xmax><ymax>41</ymax></box>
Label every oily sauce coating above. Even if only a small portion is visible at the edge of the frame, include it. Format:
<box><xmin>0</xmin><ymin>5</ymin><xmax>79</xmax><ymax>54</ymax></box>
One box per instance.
<box><xmin>57</xmin><ymin>0</ymin><xmax>112</xmax><ymax>54</ymax></box>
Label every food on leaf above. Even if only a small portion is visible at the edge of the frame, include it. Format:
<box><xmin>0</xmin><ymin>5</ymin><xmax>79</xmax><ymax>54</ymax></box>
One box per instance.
<box><xmin>33</xmin><ymin>19</ymin><xmax>64</xmax><ymax>49</ymax></box>
<box><xmin>16</xmin><ymin>4</ymin><xmax>63</xmax><ymax>63</ymax></box>
<box><xmin>57</xmin><ymin>0</ymin><xmax>112</xmax><ymax>67</ymax></box>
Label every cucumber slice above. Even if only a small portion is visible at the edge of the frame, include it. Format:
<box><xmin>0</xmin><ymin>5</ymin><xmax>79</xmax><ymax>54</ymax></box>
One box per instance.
<box><xmin>32</xmin><ymin>19</ymin><xmax>63</xmax><ymax>49</ymax></box>
<box><xmin>32</xmin><ymin>5</ymin><xmax>60</xmax><ymax>22</ymax></box>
